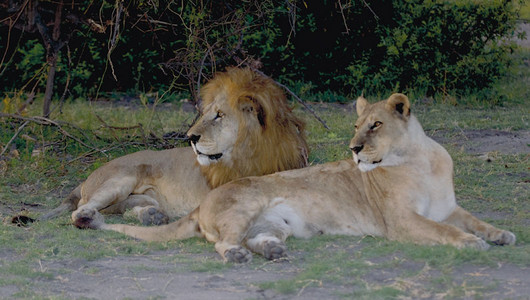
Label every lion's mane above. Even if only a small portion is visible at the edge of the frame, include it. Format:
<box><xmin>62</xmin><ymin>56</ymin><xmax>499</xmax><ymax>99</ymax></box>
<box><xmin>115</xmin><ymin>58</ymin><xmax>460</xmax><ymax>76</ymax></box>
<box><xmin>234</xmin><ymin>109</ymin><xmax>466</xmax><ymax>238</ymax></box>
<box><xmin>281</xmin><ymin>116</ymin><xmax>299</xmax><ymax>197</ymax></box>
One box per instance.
<box><xmin>198</xmin><ymin>68</ymin><xmax>308</xmax><ymax>188</ymax></box>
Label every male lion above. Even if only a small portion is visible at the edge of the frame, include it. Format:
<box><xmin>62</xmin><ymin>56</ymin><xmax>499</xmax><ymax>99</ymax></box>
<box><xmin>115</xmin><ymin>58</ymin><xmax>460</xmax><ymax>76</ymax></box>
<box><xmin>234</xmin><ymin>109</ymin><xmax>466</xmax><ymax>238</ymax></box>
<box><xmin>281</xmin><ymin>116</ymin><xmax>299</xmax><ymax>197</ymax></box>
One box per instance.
<box><xmin>82</xmin><ymin>93</ymin><xmax>515</xmax><ymax>263</ymax></box>
<box><xmin>41</xmin><ymin>68</ymin><xmax>308</xmax><ymax>227</ymax></box>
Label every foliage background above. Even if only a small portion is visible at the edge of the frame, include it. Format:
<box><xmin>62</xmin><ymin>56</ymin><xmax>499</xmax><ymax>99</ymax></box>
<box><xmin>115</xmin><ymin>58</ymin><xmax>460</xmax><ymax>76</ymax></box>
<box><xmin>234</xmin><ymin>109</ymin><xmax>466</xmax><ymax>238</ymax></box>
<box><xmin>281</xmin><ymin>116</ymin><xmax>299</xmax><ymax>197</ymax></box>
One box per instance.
<box><xmin>0</xmin><ymin>0</ymin><xmax>524</xmax><ymax>108</ymax></box>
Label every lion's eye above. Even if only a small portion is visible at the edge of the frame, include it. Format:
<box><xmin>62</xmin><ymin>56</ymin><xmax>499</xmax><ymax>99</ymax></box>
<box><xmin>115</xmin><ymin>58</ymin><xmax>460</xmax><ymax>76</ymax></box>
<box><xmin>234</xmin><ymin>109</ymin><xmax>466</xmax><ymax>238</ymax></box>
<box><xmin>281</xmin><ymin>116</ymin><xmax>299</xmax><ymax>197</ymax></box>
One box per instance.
<box><xmin>214</xmin><ymin>111</ymin><xmax>224</xmax><ymax>120</ymax></box>
<box><xmin>370</xmin><ymin>121</ymin><xmax>382</xmax><ymax>130</ymax></box>
<box><xmin>354</xmin><ymin>124</ymin><xmax>359</xmax><ymax>132</ymax></box>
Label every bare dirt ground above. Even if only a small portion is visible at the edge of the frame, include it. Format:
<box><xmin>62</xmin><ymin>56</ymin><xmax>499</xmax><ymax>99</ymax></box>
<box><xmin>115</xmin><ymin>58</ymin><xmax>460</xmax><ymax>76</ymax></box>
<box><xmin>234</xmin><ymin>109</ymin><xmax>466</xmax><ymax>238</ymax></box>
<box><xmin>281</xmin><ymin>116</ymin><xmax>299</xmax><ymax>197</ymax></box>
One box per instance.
<box><xmin>430</xmin><ymin>129</ymin><xmax>530</xmax><ymax>155</ymax></box>
<box><xmin>26</xmin><ymin>247</ymin><xmax>530</xmax><ymax>300</ymax></box>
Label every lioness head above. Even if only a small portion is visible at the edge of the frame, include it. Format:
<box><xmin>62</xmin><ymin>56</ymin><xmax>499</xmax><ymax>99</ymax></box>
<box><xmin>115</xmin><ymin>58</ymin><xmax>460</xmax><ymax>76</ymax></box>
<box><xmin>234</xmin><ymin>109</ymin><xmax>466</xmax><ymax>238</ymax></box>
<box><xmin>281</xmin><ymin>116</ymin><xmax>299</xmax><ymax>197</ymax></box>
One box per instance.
<box><xmin>187</xmin><ymin>67</ymin><xmax>308</xmax><ymax>187</ymax></box>
<box><xmin>349</xmin><ymin>93</ymin><xmax>411</xmax><ymax>172</ymax></box>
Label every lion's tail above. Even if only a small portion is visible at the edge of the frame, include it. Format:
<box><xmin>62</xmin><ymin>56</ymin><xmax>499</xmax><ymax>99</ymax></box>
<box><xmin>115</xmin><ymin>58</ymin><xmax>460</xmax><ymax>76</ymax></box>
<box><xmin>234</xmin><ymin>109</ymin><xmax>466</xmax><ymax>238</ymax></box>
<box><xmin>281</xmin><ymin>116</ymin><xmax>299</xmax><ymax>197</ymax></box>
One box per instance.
<box><xmin>101</xmin><ymin>207</ymin><xmax>202</xmax><ymax>242</ymax></box>
<box><xmin>38</xmin><ymin>185</ymin><xmax>82</xmax><ymax>221</ymax></box>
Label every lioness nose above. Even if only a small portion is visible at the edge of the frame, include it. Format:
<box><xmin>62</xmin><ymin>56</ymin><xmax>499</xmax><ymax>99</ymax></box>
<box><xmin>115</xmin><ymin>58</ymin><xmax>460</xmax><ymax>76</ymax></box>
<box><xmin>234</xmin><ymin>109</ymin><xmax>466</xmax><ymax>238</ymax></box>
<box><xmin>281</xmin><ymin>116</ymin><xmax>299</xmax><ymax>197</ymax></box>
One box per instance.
<box><xmin>188</xmin><ymin>134</ymin><xmax>201</xmax><ymax>144</ymax></box>
<box><xmin>351</xmin><ymin>145</ymin><xmax>364</xmax><ymax>154</ymax></box>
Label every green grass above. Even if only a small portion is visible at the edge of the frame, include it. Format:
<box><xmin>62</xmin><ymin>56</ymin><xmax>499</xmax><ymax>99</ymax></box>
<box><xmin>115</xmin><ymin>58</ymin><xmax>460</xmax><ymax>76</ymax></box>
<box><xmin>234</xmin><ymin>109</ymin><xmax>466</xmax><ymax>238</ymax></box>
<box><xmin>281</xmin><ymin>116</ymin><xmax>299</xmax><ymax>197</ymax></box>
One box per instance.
<box><xmin>518</xmin><ymin>1</ymin><xmax>530</xmax><ymax>20</ymax></box>
<box><xmin>0</xmin><ymin>50</ymin><xmax>529</xmax><ymax>298</ymax></box>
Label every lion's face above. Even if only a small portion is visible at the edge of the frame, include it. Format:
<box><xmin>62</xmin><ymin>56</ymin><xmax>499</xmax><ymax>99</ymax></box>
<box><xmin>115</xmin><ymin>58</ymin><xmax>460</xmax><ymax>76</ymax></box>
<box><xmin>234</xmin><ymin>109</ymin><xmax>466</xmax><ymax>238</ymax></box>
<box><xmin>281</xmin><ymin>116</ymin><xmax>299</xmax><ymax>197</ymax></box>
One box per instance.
<box><xmin>349</xmin><ymin>93</ymin><xmax>411</xmax><ymax>172</ymax></box>
<box><xmin>185</xmin><ymin>67</ymin><xmax>308</xmax><ymax>188</ymax></box>
<box><xmin>188</xmin><ymin>91</ymin><xmax>266</xmax><ymax>167</ymax></box>
<box><xmin>187</xmin><ymin>95</ymin><xmax>241</xmax><ymax>166</ymax></box>
<box><xmin>187</xmin><ymin>69</ymin><xmax>268</xmax><ymax>167</ymax></box>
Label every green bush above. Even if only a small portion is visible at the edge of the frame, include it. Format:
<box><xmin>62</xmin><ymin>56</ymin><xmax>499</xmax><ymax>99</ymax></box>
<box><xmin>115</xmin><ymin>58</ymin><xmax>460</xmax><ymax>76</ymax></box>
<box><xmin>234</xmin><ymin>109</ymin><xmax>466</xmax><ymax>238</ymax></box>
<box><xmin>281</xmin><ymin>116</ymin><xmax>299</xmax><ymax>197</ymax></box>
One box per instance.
<box><xmin>0</xmin><ymin>0</ymin><xmax>522</xmax><ymax>103</ymax></box>
<box><xmin>372</xmin><ymin>0</ymin><xmax>519</xmax><ymax>96</ymax></box>
<box><xmin>253</xmin><ymin>0</ymin><xmax>520</xmax><ymax>98</ymax></box>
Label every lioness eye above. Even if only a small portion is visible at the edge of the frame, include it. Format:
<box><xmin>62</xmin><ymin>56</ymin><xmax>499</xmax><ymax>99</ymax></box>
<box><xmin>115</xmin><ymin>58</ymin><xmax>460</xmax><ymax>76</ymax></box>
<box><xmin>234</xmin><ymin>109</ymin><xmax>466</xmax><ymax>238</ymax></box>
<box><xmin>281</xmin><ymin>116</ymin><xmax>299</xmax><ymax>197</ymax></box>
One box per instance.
<box><xmin>214</xmin><ymin>111</ymin><xmax>224</xmax><ymax>120</ymax></box>
<box><xmin>370</xmin><ymin>121</ymin><xmax>382</xmax><ymax>130</ymax></box>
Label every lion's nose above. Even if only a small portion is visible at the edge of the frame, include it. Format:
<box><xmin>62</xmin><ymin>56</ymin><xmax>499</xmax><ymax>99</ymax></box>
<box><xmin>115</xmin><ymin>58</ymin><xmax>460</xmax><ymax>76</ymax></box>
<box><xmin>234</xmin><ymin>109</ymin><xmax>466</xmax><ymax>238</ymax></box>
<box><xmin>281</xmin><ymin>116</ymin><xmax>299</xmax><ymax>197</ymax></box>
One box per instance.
<box><xmin>351</xmin><ymin>145</ymin><xmax>364</xmax><ymax>154</ymax></box>
<box><xmin>188</xmin><ymin>134</ymin><xmax>201</xmax><ymax>144</ymax></box>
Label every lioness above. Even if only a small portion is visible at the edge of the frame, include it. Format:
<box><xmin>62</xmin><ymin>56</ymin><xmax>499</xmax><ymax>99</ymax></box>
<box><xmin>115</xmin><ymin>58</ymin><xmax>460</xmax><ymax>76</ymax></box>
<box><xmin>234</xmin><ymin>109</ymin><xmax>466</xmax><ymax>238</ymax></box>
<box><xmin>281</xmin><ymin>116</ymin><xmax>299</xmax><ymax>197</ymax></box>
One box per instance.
<box><xmin>41</xmin><ymin>68</ymin><xmax>308</xmax><ymax>227</ymax></box>
<box><xmin>83</xmin><ymin>93</ymin><xmax>515</xmax><ymax>263</ymax></box>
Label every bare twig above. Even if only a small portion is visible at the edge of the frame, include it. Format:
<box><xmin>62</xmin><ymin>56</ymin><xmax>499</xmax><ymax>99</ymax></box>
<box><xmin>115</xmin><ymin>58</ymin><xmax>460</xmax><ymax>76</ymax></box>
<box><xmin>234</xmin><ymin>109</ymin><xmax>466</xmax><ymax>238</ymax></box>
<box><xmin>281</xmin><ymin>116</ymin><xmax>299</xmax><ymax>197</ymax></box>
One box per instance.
<box><xmin>93</xmin><ymin>113</ymin><xmax>129</xmax><ymax>152</ymax></box>
<box><xmin>53</xmin><ymin>44</ymin><xmax>73</xmax><ymax>115</ymax></box>
<box><xmin>337</xmin><ymin>1</ymin><xmax>350</xmax><ymax>34</ymax></box>
<box><xmin>107</xmin><ymin>0</ymin><xmax>124</xmax><ymax>81</ymax></box>
<box><xmin>361</xmin><ymin>0</ymin><xmax>379</xmax><ymax>20</ymax></box>
<box><xmin>0</xmin><ymin>120</ymin><xmax>28</xmax><ymax>157</ymax></box>
<box><xmin>16</xmin><ymin>89</ymin><xmax>36</xmax><ymax>115</ymax></box>
<box><xmin>0</xmin><ymin>113</ymin><xmax>102</xmax><ymax>153</ymax></box>
<box><xmin>285</xmin><ymin>0</ymin><xmax>297</xmax><ymax>43</ymax></box>
<box><xmin>195</xmin><ymin>48</ymin><xmax>211</xmax><ymax>105</ymax></box>
<box><xmin>246</xmin><ymin>67</ymin><xmax>330</xmax><ymax>130</ymax></box>
<box><xmin>274</xmin><ymin>79</ymin><xmax>330</xmax><ymax>130</ymax></box>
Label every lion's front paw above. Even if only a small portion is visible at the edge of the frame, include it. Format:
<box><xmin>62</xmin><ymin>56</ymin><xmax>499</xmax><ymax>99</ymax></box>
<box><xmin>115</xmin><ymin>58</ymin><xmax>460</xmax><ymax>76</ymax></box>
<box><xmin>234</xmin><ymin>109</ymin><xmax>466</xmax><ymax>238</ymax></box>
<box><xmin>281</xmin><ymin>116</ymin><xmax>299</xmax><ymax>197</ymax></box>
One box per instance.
<box><xmin>139</xmin><ymin>207</ymin><xmax>169</xmax><ymax>226</ymax></box>
<box><xmin>224</xmin><ymin>247</ymin><xmax>253</xmax><ymax>263</ymax></box>
<box><xmin>72</xmin><ymin>208</ymin><xmax>105</xmax><ymax>229</ymax></box>
<box><xmin>263</xmin><ymin>241</ymin><xmax>287</xmax><ymax>260</ymax></box>
<box><xmin>461</xmin><ymin>235</ymin><xmax>490</xmax><ymax>250</ymax></box>
<box><xmin>491</xmin><ymin>230</ymin><xmax>516</xmax><ymax>246</ymax></box>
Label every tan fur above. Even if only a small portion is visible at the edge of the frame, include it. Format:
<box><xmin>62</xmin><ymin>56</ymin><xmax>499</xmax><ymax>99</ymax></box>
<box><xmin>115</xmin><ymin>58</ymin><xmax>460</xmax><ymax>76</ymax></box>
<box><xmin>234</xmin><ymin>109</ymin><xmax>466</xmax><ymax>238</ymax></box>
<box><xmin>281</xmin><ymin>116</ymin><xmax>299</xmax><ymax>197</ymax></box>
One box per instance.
<box><xmin>92</xmin><ymin>94</ymin><xmax>515</xmax><ymax>262</ymax></box>
<box><xmin>40</xmin><ymin>68</ymin><xmax>308</xmax><ymax>227</ymax></box>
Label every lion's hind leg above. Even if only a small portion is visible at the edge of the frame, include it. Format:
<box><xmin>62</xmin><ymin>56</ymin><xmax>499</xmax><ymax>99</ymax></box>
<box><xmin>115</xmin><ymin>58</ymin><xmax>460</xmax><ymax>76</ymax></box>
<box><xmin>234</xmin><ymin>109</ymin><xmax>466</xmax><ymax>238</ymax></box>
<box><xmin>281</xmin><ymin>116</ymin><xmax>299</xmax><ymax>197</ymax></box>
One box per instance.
<box><xmin>211</xmin><ymin>229</ymin><xmax>287</xmax><ymax>263</ymax></box>
<box><xmin>244</xmin><ymin>218</ymin><xmax>290</xmax><ymax>261</ymax></box>
<box><xmin>201</xmin><ymin>207</ymin><xmax>255</xmax><ymax>263</ymax></box>
<box><xmin>246</xmin><ymin>234</ymin><xmax>288</xmax><ymax>261</ymax></box>
<box><xmin>102</xmin><ymin>194</ymin><xmax>169</xmax><ymax>225</ymax></box>
<box><xmin>72</xmin><ymin>176</ymin><xmax>138</xmax><ymax>228</ymax></box>
<box><xmin>443</xmin><ymin>206</ymin><xmax>516</xmax><ymax>246</ymax></box>
<box><xmin>212</xmin><ymin>225</ymin><xmax>253</xmax><ymax>263</ymax></box>
<box><xmin>203</xmin><ymin>205</ymin><xmax>260</xmax><ymax>263</ymax></box>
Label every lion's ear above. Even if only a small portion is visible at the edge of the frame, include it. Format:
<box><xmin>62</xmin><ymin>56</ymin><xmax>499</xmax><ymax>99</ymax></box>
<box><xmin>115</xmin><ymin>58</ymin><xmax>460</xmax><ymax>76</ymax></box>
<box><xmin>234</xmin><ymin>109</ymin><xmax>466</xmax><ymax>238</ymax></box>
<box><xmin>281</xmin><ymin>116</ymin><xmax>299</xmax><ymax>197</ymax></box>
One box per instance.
<box><xmin>355</xmin><ymin>95</ymin><xmax>369</xmax><ymax>116</ymax></box>
<box><xmin>239</xmin><ymin>96</ymin><xmax>266</xmax><ymax>128</ymax></box>
<box><xmin>386</xmin><ymin>93</ymin><xmax>410</xmax><ymax>118</ymax></box>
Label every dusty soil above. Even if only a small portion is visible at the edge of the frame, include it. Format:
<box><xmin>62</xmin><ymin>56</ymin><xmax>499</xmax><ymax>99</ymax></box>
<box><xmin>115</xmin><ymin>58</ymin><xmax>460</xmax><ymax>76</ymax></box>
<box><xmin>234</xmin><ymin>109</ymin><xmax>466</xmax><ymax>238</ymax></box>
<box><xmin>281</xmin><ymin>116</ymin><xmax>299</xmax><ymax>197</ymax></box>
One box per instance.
<box><xmin>430</xmin><ymin>129</ymin><xmax>530</xmax><ymax>155</ymax></box>
<box><xmin>25</xmin><ymin>249</ymin><xmax>530</xmax><ymax>300</ymax></box>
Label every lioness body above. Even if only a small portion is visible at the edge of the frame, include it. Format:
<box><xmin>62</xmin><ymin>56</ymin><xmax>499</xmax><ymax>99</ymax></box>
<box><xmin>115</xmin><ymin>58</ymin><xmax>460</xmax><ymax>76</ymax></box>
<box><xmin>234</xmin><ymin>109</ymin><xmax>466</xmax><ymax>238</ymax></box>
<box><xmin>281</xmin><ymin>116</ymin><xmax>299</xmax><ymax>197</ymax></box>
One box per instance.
<box><xmin>41</xmin><ymin>68</ymin><xmax>308</xmax><ymax>226</ymax></box>
<box><xmin>89</xmin><ymin>94</ymin><xmax>515</xmax><ymax>262</ymax></box>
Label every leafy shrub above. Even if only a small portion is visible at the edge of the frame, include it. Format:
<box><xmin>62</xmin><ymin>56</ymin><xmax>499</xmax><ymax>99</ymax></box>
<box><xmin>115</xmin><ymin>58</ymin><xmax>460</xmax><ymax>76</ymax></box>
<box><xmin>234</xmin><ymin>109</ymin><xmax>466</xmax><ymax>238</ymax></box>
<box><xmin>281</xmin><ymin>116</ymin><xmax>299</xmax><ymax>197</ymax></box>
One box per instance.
<box><xmin>254</xmin><ymin>0</ymin><xmax>520</xmax><ymax>98</ymax></box>
<box><xmin>0</xmin><ymin>0</ymin><xmax>522</xmax><ymax>103</ymax></box>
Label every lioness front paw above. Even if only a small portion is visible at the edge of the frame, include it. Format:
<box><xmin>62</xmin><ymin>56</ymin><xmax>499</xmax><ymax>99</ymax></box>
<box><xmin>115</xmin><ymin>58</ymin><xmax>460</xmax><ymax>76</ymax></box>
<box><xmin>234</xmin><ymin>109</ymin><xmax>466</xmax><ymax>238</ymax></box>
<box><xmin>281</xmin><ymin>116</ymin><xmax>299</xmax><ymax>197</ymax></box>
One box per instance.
<box><xmin>224</xmin><ymin>247</ymin><xmax>253</xmax><ymax>263</ymax></box>
<box><xmin>139</xmin><ymin>207</ymin><xmax>169</xmax><ymax>226</ymax></box>
<box><xmin>461</xmin><ymin>235</ymin><xmax>490</xmax><ymax>250</ymax></box>
<box><xmin>263</xmin><ymin>241</ymin><xmax>287</xmax><ymax>260</ymax></box>
<box><xmin>491</xmin><ymin>230</ymin><xmax>516</xmax><ymax>246</ymax></box>
<box><xmin>72</xmin><ymin>208</ymin><xmax>105</xmax><ymax>229</ymax></box>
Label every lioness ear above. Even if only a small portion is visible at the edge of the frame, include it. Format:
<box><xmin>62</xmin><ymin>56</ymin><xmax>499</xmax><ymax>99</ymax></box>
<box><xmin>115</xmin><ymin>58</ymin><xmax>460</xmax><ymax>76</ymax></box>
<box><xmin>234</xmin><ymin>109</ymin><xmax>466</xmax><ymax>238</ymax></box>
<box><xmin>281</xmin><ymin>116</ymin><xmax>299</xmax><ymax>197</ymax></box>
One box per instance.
<box><xmin>239</xmin><ymin>96</ymin><xmax>266</xmax><ymax>128</ymax></box>
<box><xmin>355</xmin><ymin>95</ymin><xmax>369</xmax><ymax>116</ymax></box>
<box><xmin>386</xmin><ymin>93</ymin><xmax>410</xmax><ymax>118</ymax></box>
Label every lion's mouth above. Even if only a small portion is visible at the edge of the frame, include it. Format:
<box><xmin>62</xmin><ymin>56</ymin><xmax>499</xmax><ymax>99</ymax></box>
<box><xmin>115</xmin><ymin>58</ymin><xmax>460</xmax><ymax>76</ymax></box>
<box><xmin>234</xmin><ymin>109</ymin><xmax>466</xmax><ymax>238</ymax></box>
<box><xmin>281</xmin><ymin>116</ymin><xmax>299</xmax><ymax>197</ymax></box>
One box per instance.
<box><xmin>191</xmin><ymin>143</ymin><xmax>223</xmax><ymax>161</ymax></box>
<box><xmin>355</xmin><ymin>159</ymin><xmax>382</xmax><ymax>164</ymax></box>
<box><xmin>197</xmin><ymin>150</ymin><xmax>223</xmax><ymax>160</ymax></box>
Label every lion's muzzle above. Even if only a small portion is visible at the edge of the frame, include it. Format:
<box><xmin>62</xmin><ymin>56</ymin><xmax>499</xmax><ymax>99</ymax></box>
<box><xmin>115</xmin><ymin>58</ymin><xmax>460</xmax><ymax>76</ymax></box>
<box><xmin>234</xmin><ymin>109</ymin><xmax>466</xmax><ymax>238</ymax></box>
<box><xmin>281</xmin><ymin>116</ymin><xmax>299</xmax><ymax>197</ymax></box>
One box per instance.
<box><xmin>351</xmin><ymin>145</ymin><xmax>364</xmax><ymax>154</ymax></box>
<box><xmin>188</xmin><ymin>134</ymin><xmax>200</xmax><ymax>144</ymax></box>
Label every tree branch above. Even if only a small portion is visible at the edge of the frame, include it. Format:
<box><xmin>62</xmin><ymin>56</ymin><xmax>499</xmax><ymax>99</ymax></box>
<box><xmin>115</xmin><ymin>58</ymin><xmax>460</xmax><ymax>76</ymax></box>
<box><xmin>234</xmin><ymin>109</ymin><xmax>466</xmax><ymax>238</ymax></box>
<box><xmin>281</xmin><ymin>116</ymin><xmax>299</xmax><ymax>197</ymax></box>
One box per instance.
<box><xmin>0</xmin><ymin>113</ymin><xmax>102</xmax><ymax>154</ymax></box>
<box><xmin>0</xmin><ymin>120</ymin><xmax>28</xmax><ymax>157</ymax></box>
